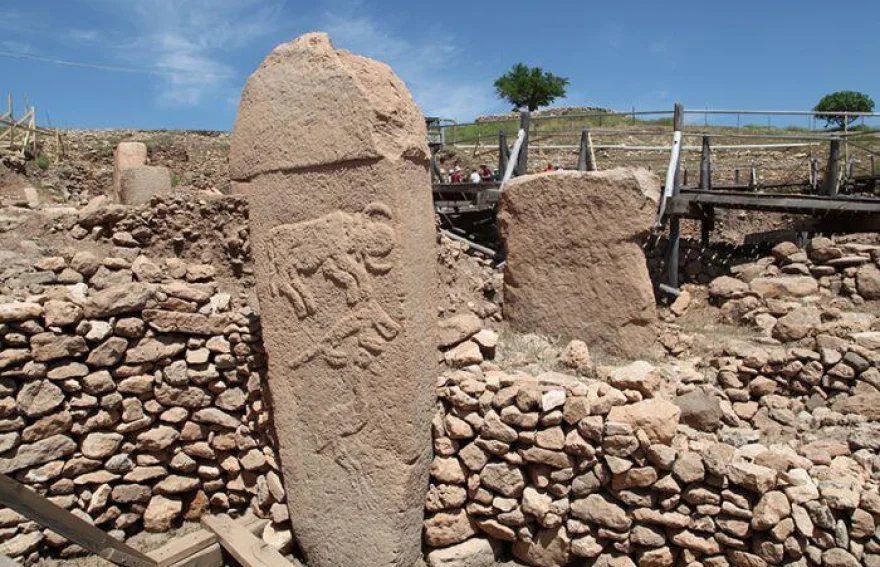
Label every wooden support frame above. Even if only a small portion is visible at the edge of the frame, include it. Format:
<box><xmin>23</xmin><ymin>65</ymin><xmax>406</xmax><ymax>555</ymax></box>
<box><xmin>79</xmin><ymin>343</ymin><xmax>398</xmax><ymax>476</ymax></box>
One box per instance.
<box><xmin>498</xmin><ymin>131</ymin><xmax>508</xmax><ymax>177</ymax></box>
<box><xmin>201</xmin><ymin>515</ymin><xmax>300</xmax><ymax>567</ymax></box>
<box><xmin>0</xmin><ymin>473</ymin><xmax>157</xmax><ymax>567</ymax></box>
<box><xmin>148</xmin><ymin>515</ymin><xmax>267</xmax><ymax>567</ymax></box>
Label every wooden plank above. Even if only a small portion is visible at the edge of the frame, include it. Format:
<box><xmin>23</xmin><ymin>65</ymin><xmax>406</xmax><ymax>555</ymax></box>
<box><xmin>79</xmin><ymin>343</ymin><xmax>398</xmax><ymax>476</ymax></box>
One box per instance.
<box><xmin>201</xmin><ymin>514</ymin><xmax>296</xmax><ymax>567</ymax></box>
<box><xmin>669</xmin><ymin>190</ymin><xmax>880</xmax><ymax>217</ymax></box>
<box><xmin>149</xmin><ymin>515</ymin><xmax>267</xmax><ymax>567</ymax></box>
<box><xmin>0</xmin><ymin>473</ymin><xmax>157</xmax><ymax>567</ymax></box>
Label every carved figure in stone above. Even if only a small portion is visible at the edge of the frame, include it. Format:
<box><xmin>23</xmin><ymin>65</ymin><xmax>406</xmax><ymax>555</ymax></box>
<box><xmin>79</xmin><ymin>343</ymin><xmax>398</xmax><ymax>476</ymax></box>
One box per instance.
<box><xmin>266</xmin><ymin>202</ymin><xmax>401</xmax><ymax>369</ymax></box>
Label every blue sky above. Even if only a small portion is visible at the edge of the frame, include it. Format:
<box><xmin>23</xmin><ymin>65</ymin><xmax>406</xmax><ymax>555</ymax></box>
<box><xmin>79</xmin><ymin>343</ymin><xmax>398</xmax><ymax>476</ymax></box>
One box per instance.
<box><xmin>2</xmin><ymin>0</ymin><xmax>878</xmax><ymax>130</ymax></box>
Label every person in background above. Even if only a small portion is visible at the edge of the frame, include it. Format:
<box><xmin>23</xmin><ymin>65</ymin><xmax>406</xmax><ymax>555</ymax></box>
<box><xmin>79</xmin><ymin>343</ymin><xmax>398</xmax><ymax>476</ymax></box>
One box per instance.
<box><xmin>450</xmin><ymin>166</ymin><xmax>463</xmax><ymax>183</ymax></box>
<box><xmin>556</xmin><ymin>164</ymin><xmax>565</xmax><ymax>171</ymax></box>
<box><xmin>469</xmin><ymin>169</ymin><xmax>481</xmax><ymax>184</ymax></box>
<box><xmin>479</xmin><ymin>164</ymin><xmax>494</xmax><ymax>182</ymax></box>
<box><xmin>543</xmin><ymin>162</ymin><xmax>554</xmax><ymax>172</ymax></box>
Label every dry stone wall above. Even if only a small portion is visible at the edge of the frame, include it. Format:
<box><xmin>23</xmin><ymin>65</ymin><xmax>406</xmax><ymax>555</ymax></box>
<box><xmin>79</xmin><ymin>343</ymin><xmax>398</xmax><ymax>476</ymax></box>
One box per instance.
<box><xmin>0</xmin><ymin>251</ymin><xmax>289</xmax><ymax>563</ymax></box>
<box><xmin>426</xmin><ymin>368</ymin><xmax>880</xmax><ymax>567</ymax></box>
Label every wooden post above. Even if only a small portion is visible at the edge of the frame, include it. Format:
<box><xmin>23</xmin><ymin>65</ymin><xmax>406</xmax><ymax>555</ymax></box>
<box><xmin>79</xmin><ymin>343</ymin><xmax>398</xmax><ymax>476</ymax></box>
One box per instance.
<box><xmin>699</xmin><ymin>136</ymin><xmax>712</xmax><ymax>191</ymax></box>
<box><xmin>734</xmin><ymin>168</ymin><xmax>740</xmax><ymax>185</ymax></box>
<box><xmin>810</xmin><ymin>158</ymin><xmax>819</xmax><ymax>192</ymax></box>
<box><xmin>498</xmin><ymin>131</ymin><xmax>508</xmax><ymax>177</ymax></box>
<box><xmin>872</xmin><ymin>155</ymin><xmax>876</xmax><ymax>176</ymax></box>
<box><xmin>516</xmin><ymin>111</ymin><xmax>530</xmax><ymax>176</ymax></box>
<box><xmin>577</xmin><ymin>128</ymin><xmax>596</xmax><ymax>172</ymax></box>
<box><xmin>7</xmin><ymin>95</ymin><xmax>13</xmax><ymax>150</ymax></box>
<box><xmin>749</xmin><ymin>166</ymin><xmax>757</xmax><ymax>191</ymax></box>
<box><xmin>824</xmin><ymin>139</ymin><xmax>842</xmax><ymax>196</ymax></box>
<box><xmin>665</xmin><ymin>103</ymin><xmax>685</xmax><ymax>289</ymax></box>
<box><xmin>682</xmin><ymin>167</ymin><xmax>688</xmax><ymax>187</ymax></box>
<box><xmin>847</xmin><ymin>156</ymin><xmax>856</xmax><ymax>181</ymax></box>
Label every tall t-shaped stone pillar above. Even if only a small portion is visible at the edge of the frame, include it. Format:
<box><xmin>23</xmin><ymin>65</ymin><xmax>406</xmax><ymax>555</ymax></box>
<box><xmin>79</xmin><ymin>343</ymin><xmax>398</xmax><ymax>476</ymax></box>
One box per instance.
<box><xmin>230</xmin><ymin>33</ymin><xmax>438</xmax><ymax>567</ymax></box>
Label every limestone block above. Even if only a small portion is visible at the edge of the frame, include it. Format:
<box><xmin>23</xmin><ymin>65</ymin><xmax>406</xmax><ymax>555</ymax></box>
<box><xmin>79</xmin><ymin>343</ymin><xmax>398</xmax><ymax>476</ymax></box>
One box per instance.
<box><xmin>498</xmin><ymin>168</ymin><xmax>660</xmax><ymax>357</ymax></box>
<box><xmin>230</xmin><ymin>32</ymin><xmax>438</xmax><ymax>567</ymax></box>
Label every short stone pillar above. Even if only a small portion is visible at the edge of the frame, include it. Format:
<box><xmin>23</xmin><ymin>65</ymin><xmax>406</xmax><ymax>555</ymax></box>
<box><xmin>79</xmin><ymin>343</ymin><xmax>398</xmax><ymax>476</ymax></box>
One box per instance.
<box><xmin>113</xmin><ymin>142</ymin><xmax>171</xmax><ymax>205</ymax></box>
<box><xmin>498</xmin><ymin>168</ymin><xmax>660</xmax><ymax>357</ymax></box>
<box><xmin>113</xmin><ymin>142</ymin><xmax>147</xmax><ymax>200</ymax></box>
<box><xmin>230</xmin><ymin>33</ymin><xmax>439</xmax><ymax>567</ymax></box>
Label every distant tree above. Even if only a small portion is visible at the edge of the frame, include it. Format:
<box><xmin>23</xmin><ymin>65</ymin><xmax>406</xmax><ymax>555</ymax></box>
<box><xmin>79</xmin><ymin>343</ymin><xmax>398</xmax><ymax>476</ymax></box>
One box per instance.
<box><xmin>813</xmin><ymin>91</ymin><xmax>874</xmax><ymax>129</ymax></box>
<box><xmin>494</xmin><ymin>63</ymin><xmax>569</xmax><ymax>112</ymax></box>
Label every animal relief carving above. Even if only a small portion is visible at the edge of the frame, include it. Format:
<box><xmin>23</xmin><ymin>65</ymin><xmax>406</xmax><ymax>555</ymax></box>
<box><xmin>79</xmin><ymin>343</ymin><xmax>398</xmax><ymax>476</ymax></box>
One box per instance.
<box><xmin>266</xmin><ymin>202</ymin><xmax>402</xmax><ymax>369</ymax></box>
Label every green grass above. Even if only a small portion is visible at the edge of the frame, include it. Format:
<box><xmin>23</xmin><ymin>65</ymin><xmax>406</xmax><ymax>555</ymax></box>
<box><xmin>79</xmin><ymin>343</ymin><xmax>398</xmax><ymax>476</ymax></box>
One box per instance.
<box><xmin>35</xmin><ymin>154</ymin><xmax>50</xmax><ymax>171</ymax></box>
<box><xmin>171</xmin><ymin>174</ymin><xmax>181</xmax><ymax>188</ymax></box>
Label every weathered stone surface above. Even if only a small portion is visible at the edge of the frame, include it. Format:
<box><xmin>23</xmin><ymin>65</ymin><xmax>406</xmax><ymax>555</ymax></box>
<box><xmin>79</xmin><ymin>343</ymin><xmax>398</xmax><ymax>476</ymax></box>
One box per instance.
<box><xmin>674</xmin><ymin>390</ymin><xmax>723</xmax><ymax>432</ymax></box>
<box><xmin>0</xmin><ymin>435</ymin><xmax>76</xmax><ymax>473</ymax></box>
<box><xmin>749</xmin><ymin>276</ymin><xmax>818</xmax><ymax>298</ymax></box>
<box><xmin>144</xmin><ymin>495</ymin><xmax>182</xmax><ymax>532</ymax></box>
<box><xmin>142</xmin><ymin>310</ymin><xmax>229</xmax><ymax>335</ymax></box>
<box><xmin>856</xmin><ymin>263</ymin><xmax>880</xmax><ymax>299</ymax></box>
<box><xmin>512</xmin><ymin>526</ymin><xmax>571</xmax><ymax>567</ymax></box>
<box><xmin>230</xmin><ymin>32</ymin><xmax>436</xmax><ymax>567</ymax></box>
<box><xmin>607</xmin><ymin>398</ymin><xmax>680</xmax><ymax>444</ymax></box>
<box><xmin>773</xmin><ymin>306</ymin><xmax>820</xmax><ymax>342</ymax></box>
<box><xmin>83</xmin><ymin>284</ymin><xmax>154</xmax><ymax>318</ymax></box>
<box><xmin>0</xmin><ymin>302</ymin><xmax>42</xmax><ymax>323</ymax></box>
<box><xmin>499</xmin><ymin>168</ymin><xmax>659</xmax><ymax>357</ymax></box>
<box><xmin>119</xmin><ymin>165</ymin><xmax>172</xmax><ymax>206</ymax></box>
<box><xmin>30</xmin><ymin>333</ymin><xmax>88</xmax><ymax>362</ymax></box>
<box><xmin>438</xmin><ymin>314</ymin><xmax>482</xmax><ymax>348</ymax></box>
<box><xmin>426</xmin><ymin>537</ymin><xmax>499</xmax><ymax>567</ymax></box>
<box><xmin>424</xmin><ymin>510</ymin><xmax>477</xmax><ymax>548</ymax></box>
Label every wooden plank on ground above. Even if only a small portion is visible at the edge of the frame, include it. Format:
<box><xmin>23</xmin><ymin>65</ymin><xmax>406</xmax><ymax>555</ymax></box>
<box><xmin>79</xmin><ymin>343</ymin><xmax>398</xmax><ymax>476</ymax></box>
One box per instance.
<box><xmin>0</xmin><ymin>473</ymin><xmax>157</xmax><ymax>567</ymax></box>
<box><xmin>201</xmin><ymin>515</ymin><xmax>297</xmax><ymax>567</ymax></box>
<box><xmin>148</xmin><ymin>515</ymin><xmax>267</xmax><ymax>567</ymax></box>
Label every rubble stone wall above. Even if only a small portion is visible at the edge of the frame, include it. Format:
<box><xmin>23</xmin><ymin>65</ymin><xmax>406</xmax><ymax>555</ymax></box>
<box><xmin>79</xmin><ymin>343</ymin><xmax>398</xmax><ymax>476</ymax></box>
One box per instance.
<box><xmin>0</xmin><ymin>252</ymin><xmax>289</xmax><ymax>562</ymax></box>
<box><xmin>426</xmin><ymin>369</ymin><xmax>880</xmax><ymax>567</ymax></box>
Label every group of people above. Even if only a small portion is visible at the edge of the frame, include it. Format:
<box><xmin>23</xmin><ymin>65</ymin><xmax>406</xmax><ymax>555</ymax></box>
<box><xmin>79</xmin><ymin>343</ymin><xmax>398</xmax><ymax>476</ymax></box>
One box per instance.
<box><xmin>439</xmin><ymin>162</ymin><xmax>565</xmax><ymax>184</ymax></box>
<box><xmin>444</xmin><ymin>164</ymin><xmax>497</xmax><ymax>184</ymax></box>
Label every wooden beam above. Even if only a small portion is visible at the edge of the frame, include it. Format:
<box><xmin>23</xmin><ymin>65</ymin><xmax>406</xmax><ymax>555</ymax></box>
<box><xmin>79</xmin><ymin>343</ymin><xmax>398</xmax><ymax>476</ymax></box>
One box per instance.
<box><xmin>498</xmin><ymin>131</ymin><xmax>508</xmax><ymax>176</ymax></box>
<box><xmin>0</xmin><ymin>473</ymin><xmax>157</xmax><ymax>567</ymax></box>
<box><xmin>148</xmin><ymin>515</ymin><xmax>267</xmax><ymax>567</ymax></box>
<box><xmin>201</xmin><ymin>515</ymin><xmax>298</xmax><ymax>567</ymax></box>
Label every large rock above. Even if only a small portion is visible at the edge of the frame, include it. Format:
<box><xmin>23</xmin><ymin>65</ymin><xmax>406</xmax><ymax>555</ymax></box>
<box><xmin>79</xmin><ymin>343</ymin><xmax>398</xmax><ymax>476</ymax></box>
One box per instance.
<box><xmin>773</xmin><ymin>306</ymin><xmax>820</xmax><ymax>342</ymax></box>
<box><xmin>857</xmin><ymin>263</ymin><xmax>880</xmax><ymax>299</ymax></box>
<box><xmin>230</xmin><ymin>32</ymin><xmax>437</xmax><ymax>567</ymax></box>
<box><xmin>119</xmin><ymin>165</ymin><xmax>172</xmax><ymax>206</ymax></box>
<box><xmin>749</xmin><ymin>276</ymin><xmax>818</xmax><ymax>298</ymax></box>
<box><xmin>84</xmin><ymin>283</ymin><xmax>154</xmax><ymax>318</ymax></box>
<box><xmin>0</xmin><ymin>435</ymin><xmax>76</xmax><ymax>474</ymax></box>
<box><xmin>674</xmin><ymin>389</ymin><xmax>722</xmax><ymax>432</ymax></box>
<box><xmin>607</xmin><ymin>398</ymin><xmax>680</xmax><ymax>444</ymax></box>
<box><xmin>498</xmin><ymin>168</ymin><xmax>659</xmax><ymax>357</ymax></box>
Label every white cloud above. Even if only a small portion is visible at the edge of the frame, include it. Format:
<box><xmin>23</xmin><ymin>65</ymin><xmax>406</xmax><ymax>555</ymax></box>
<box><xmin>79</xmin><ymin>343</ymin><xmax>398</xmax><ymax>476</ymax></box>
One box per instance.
<box><xmin>104</xmin><ymin>0</ymin><xmax>284</xmax><ymax>107</ymax></box>
<box><xmin>322</xmin><ymin>11</ymin><xmax>502</xmax><ymax>120</ymax></box>
<box><xmin>0</xmin><ymin>40</ymin><xmax>33</xmax><ymax>54</ymax></box>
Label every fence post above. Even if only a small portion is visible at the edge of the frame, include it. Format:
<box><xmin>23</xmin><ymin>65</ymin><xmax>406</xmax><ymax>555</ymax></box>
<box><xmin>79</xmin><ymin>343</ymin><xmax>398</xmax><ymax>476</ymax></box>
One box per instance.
<box><xmin>699</xmin><ymin>136</ymin><xmax>712</xmax><ymax>191</ymax></box>
<box><xmin>749</xmin><ymin>165</ymin><xmax>757</xmax><ymax>191</ymax></box>
<box><xmin>516</xmin><ymin>111</ymin><xmax>530</xmax><ymax>176</ymax></box>
<box><xmin>577</xmin><ymin>129</ymin><xmax>596</xmax><ymax>172</ymax></box>
<box><xmin>498</xmin><ymin>131</ymin><xmax>508</xmax><ymax>178</ymax></box>
<box><xmin>734</xmin><ymin>169</ymin><xmax>740</xmax><ymax>185</ymax></box>
<box><xmin>824</xmin><ymin>139</ymin><xmax>842</xmax><ymax>196</ymax></box>
<box><xmin>665</xmin><ymin>103</ymin><xmax>685</xmax><ymax>290</ymax></box>
<box><xmin>810</xmin><ymin>158</ymin><xmax>819</xmax><ymax>192</ymax></box>
<box><xmin>872</xmin><ymin>155</ymin><xmax>876</xmax><ymax>176</ymax></box>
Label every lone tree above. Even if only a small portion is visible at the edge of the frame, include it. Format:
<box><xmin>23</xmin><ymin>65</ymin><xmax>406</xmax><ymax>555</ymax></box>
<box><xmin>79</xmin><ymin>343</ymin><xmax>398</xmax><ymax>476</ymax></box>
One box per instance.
<box><xmin>494</xmin><ymin>63</ymin><xmax>569</xmax><ymax>112</ymax></box>
<box><xmin>813</xmin><ymin>91</ymin><xmax>874</xmax><ymax>129</ymax></box>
